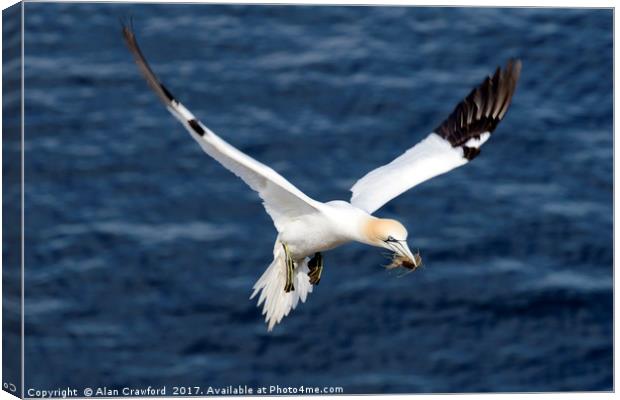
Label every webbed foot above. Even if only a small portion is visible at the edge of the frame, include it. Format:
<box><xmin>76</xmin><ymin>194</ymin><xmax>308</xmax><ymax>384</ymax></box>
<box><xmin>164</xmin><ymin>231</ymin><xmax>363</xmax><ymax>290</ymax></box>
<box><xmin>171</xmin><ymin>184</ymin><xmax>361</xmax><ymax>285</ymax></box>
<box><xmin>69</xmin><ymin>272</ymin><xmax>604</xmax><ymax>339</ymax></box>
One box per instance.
<box><xmin>308</xmin><ymin>252</ymin><xmax>323</xmax><ymax>285</ymax></box>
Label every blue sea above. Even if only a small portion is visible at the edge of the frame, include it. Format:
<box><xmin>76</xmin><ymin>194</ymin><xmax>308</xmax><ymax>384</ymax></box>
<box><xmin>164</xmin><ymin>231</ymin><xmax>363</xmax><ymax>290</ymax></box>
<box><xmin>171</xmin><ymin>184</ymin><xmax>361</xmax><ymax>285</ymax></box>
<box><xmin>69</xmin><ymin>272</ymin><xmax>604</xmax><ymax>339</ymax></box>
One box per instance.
<box><xmin>6</xmin><ymin>3</ymin><xmax>614</xmax><ymax>394</ymax></box>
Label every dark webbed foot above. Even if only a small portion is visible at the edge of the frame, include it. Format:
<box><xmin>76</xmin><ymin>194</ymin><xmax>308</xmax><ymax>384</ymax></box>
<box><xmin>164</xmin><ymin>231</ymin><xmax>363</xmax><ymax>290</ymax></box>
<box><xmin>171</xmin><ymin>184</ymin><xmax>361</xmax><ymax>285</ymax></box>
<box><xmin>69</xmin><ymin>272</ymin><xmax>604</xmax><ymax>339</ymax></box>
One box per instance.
<box><xmin>282</xmin><ymin>243</ymin><xmax>295</xmax><ymax>292</ymax></box>
<box><xmin>308</xmin><ymin>252</ymin><xmax>323</xmax><ymax>285</ymax></box>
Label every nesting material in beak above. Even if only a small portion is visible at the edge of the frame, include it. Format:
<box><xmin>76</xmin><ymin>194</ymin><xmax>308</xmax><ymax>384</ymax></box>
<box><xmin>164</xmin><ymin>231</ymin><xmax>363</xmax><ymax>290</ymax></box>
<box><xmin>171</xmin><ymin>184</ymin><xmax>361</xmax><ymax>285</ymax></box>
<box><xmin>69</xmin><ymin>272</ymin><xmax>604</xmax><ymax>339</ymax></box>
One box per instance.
<box><xmin>386</xmin><ymin>251</ymin><xmax>423</xmax><ymax>271</ymax></box>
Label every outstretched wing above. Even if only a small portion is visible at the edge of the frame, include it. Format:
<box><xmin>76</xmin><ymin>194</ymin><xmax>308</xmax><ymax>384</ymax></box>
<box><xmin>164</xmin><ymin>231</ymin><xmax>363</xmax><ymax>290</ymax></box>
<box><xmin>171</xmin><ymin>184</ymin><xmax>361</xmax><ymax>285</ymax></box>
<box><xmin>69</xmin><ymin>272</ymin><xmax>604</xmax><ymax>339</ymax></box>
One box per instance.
<box><xmin>350</xmin><ymin>59</ymin><xmax>522</xmax><ymax>214</ymax></box>
<box><xmin>123</xmin><ymin>26</ymin><xmax>322</xmax><ymax>231</ymax></box>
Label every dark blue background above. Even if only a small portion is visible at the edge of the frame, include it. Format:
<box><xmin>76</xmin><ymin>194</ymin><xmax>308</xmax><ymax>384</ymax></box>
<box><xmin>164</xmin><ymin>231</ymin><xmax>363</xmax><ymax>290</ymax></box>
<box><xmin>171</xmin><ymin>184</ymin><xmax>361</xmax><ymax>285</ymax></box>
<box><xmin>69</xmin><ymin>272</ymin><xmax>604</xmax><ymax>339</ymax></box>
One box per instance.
<box><xmin>20</xmin><ymin>3</ymin><xmax>612</xmax><ymax>393</ymax></box>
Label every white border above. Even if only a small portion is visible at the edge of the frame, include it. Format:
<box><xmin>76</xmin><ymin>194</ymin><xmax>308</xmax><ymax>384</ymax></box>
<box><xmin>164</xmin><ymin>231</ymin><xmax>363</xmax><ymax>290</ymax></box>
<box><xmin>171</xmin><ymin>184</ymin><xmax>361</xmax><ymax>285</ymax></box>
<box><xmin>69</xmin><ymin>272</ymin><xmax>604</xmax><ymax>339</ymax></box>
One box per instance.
<box><xmin>0</xmin><ymin>1</ymin><xmax>615</xmax><ymax>400</ymax></box>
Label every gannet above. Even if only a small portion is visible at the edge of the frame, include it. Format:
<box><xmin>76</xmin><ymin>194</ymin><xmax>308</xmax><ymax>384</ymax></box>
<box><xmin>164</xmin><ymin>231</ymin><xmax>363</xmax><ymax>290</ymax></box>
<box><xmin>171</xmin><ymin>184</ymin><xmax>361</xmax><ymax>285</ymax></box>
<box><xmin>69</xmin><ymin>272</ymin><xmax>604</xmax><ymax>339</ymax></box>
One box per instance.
<box><xmin>123</xmin><ymin>26</ymin><xmax>521</xmax><ymax>331</ymax></box>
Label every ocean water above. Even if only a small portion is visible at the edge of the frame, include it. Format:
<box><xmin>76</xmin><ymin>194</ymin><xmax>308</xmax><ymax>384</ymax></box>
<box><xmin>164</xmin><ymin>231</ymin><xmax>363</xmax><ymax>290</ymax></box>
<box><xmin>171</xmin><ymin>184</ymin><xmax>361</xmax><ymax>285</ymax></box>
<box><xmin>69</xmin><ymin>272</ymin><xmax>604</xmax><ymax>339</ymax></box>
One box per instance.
<box><xmin>11</xmin><ymin>3</ymin><xmax>613</xmax><ymax>394</ymax></box>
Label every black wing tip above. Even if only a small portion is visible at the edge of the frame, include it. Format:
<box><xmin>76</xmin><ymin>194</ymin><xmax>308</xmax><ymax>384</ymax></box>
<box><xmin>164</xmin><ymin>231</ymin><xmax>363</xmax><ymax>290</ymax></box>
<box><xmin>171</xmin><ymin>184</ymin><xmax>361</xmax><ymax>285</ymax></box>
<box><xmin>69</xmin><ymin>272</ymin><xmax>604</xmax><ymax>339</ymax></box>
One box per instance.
<box><xmin>121</xmin><ymin>21</ymin><xmax>177</xmax><ymax>105</ymax></box>
<box><xmin>507</xmin><ymin>58</ymin><xmax>523</xmax><ymax>77</ymax></box>
<box><xmin>462</xmin><ymin>146</ymin><xmax>481</xmax><ymax>161</ymax></box>
<box><xmin>120</xmin><ymin>16</ymin><xmax>136</xmax><ymax>45</ymax></box>
<box><xmin>434</xmin><ymin>58</ymin><xmax>522</xmax><ymax>150</ymax></box>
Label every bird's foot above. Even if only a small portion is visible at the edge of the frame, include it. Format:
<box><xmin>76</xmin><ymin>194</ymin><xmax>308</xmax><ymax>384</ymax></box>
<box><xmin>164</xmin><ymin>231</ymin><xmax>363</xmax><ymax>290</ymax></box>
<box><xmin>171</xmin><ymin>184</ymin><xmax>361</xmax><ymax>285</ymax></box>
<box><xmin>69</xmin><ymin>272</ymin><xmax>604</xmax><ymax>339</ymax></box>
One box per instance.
<box><xmin>308</xmin><ymin>252</ymin><xmax>323</xmax><ymax>285</ymax></box>
<box><xmin>282</xmin><ymin>242</ymin><xmax>295</xmax><ymax>292</ymax></box>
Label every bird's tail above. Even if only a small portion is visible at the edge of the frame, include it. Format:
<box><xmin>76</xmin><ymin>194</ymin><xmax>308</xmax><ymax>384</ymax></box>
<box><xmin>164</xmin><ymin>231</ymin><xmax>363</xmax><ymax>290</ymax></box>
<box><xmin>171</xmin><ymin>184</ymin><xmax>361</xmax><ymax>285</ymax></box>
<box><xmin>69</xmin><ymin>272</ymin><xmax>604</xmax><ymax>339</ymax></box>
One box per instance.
<box><xmin>250</xmin><ymin>243</ymin><xmax>313</xmax><ymax>331</ymax></box>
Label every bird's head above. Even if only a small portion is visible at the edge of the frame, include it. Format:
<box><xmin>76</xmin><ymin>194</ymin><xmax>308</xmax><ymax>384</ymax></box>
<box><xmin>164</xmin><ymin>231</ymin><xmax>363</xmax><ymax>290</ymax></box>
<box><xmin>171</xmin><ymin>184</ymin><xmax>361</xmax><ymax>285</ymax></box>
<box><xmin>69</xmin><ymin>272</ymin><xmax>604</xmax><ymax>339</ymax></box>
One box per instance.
<box><xmin>364</xmin><ymin>218</ymin><xmax>422</xmax><ymax>269</ymax></box>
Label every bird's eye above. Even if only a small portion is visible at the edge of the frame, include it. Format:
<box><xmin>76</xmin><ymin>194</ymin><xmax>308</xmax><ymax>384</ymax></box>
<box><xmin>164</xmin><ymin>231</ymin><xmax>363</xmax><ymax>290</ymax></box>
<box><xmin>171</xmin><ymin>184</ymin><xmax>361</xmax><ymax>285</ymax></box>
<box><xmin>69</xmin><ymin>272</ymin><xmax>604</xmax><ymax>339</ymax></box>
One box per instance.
<box><xmin>386</xmin><ymin>236</ymin><xmax>396</xmax><ymax>242</ymax></box>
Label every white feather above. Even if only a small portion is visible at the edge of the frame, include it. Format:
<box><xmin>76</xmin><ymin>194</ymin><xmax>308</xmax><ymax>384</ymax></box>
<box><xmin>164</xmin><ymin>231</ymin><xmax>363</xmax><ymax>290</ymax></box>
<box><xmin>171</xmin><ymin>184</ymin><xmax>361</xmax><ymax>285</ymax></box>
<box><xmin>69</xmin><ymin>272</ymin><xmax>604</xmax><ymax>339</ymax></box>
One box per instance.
<box><xmin>122</xmin><ymin>27</ymin><xmax>322</xmax><ymax>230</ymax></box>
<box><xmin>464</xmin><ymin>132</ymin><xmax>491</xmax><ymax>148</ymax></box>
<box><xmin>350</xmin><ymin>133</ymin><xmax>469</xmax><ymax>214</ymax></box>
<box><xmin>167</xmin><ymin>105</ymin><xmax>322</xmax><ymax>231</ymax></box>
<box><xmin>250</xmin><ymin>244</ymin><xmax>313</xmax><ymax>331</ymax></box>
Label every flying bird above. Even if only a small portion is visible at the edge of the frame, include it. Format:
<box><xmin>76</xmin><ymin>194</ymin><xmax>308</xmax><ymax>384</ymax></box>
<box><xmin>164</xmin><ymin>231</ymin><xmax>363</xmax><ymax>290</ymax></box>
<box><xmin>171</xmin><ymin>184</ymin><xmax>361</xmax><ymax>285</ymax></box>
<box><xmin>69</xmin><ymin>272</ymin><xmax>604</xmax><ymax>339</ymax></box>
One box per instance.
<box><xmin>122</xmin><ymin>26</ymin><xmax>521</xmax><ymax>331</ymax></box>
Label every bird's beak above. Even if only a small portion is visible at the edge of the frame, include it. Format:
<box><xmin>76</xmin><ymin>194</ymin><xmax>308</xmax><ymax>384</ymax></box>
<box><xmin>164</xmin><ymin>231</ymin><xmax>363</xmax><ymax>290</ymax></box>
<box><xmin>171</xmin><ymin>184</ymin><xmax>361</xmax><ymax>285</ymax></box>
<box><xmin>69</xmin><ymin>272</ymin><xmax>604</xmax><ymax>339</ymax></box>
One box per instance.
<box><xmin>388</xmin><ymin>241</ymin><xmax>422</xmax><ymax>269</ymax></box>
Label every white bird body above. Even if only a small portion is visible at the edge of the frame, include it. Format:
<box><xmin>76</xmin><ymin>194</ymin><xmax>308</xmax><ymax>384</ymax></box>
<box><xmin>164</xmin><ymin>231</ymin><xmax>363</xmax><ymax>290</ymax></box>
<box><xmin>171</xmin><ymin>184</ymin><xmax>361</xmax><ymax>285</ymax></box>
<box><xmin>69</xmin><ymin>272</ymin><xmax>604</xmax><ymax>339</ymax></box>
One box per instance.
<box><xmin>123</xmin><ymin>26</ymin><xmax>522</xmax><ymax>331</ymax></box>
<box><xmin>279</xmin><ymin>201</ymin><xmax>370</xmax><ymax>259</ymax></box>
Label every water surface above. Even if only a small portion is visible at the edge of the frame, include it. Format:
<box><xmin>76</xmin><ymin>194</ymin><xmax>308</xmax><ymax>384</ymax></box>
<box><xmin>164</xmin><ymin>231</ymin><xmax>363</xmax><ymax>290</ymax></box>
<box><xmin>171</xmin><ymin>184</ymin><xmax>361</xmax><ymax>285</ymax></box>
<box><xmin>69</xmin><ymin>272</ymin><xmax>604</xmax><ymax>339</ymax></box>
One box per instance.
<box><xmin>17</xmin><ymin>3</ymin><xmax>613</xmax><ymax>393</ymax></box>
